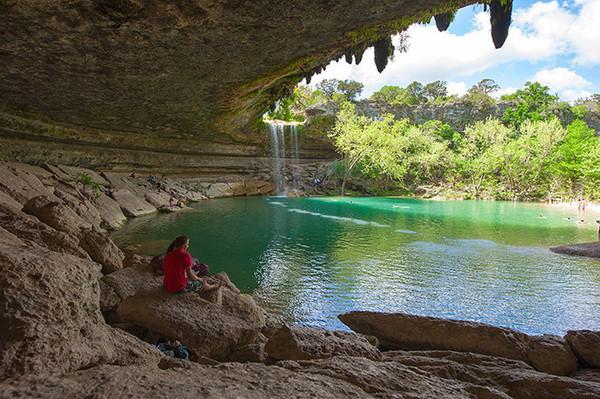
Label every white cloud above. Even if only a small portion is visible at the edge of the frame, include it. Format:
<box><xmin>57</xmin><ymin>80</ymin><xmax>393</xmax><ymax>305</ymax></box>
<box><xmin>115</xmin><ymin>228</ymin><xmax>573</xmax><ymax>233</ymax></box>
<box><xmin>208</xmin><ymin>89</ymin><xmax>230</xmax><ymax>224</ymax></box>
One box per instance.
<box><xmin>532</xmin><ymin>67</ymin><xmax>592</xmax><ymax>102</ymax></box>
<box><xmin>447</xmin><ymin>81</ymin><xmax>468</xmax><ymax>96</ymax></box>
<box><xmin>310</xmin><ymin>1</ymin><xmax>600</xmax><ymax>100</ymax></box>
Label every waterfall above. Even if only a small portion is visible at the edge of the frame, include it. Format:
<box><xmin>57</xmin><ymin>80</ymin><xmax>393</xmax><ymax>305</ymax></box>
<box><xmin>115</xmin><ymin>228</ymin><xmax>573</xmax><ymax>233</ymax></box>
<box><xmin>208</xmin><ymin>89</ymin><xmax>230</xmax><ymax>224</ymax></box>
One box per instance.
<box><xmin>268</xmin><ymin>121</ymin><xmax>302</xmax><ymax>195</ymax></box>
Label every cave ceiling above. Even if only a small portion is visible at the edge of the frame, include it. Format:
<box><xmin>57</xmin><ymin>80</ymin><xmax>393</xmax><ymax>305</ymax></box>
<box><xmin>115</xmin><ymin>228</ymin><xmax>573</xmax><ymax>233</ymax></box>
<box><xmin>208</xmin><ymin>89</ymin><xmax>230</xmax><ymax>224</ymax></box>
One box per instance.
<box><xmin>0</xmin><ymin>0</ymin><xmax>491</xmax><ymax>145</ymax></box>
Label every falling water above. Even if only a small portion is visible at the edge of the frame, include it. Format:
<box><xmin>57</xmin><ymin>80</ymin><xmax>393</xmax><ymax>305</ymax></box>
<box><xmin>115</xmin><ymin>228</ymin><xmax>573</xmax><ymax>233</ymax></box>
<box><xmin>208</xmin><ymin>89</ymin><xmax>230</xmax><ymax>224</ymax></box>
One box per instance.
<box><xmin>268</xmin><ymin>121</ymin><xmax>302</xmax><ymax>195</ymax></box>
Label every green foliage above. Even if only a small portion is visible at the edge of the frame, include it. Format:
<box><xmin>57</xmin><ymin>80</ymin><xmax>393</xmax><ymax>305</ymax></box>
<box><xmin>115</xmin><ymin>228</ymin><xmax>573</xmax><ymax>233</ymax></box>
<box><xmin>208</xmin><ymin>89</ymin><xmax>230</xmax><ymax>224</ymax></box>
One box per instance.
<box><xmin>76</xmin><ymin>173</ymin><xmax>101</xmax><ymax>198</ymax></box>
<box><xmin>502</xmin><ymin>82</ymin><xmax>559</xmax><ymax>128</ymax></box>
<box><xmin>330</xmin><ymin>101</ymin><xmax>600</xmax><ymax>200</ymax></box>
<box><xmin>317</xmin><ymin>79</ymin><xmax>364</xmax><ymax>101</ymax></box>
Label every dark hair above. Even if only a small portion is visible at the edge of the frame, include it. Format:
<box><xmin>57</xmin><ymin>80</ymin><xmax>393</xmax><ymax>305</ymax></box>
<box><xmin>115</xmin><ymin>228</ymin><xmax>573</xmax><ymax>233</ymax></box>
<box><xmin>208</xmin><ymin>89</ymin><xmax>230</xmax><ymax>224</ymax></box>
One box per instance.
<box><xmin>166</xmin><ymin>235</ymin><xmax>189</xmax><ymax>254</ymax></box>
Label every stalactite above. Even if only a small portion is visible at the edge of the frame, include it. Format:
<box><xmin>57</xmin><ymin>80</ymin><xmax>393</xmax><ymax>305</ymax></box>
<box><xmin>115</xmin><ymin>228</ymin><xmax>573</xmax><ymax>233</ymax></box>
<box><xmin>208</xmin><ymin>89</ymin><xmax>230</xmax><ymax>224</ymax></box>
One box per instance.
<box><xmin>490</xmin><ymin>0</ymin><xmax>512</xmax><ymax>49</ymax></box>
<box><xmin>434</xmin><ymin>13</ymin><xmax>452</xmax><ymax>32</ymax></box>
<box><xmin>344</xmin><ymin>49</ymin><xmax>353</xmax><ymax>64</ymax></box>
<box><xmin>373</xmin><ymin>36</ymin><xmax>393</xmax><ymax>73</ymax></box>
<box><xmin>352</xmin><ymin>44</ymin><xmax>366</xmax><ymax>65</ymax></box>
<box><xmin>305</xmin><ymin>74</ymin><xmax>312</xmax><ymax>84</ymax></box>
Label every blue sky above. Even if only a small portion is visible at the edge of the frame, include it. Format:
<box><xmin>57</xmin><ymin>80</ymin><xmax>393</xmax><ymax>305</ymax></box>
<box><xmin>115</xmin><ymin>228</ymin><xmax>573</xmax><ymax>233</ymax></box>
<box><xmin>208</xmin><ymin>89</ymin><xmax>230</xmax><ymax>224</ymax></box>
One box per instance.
<box><xmin>310</xmin><ymin>0</ymin><xmax>600</xmax><ymax>102</ymax></box>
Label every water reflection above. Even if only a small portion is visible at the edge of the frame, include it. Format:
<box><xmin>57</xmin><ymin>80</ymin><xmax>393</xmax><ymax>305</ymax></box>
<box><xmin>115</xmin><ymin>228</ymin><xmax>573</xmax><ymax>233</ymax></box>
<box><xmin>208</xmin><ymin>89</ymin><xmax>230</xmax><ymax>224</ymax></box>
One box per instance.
<box><xmin>112</xmin><ymin>197</ymin><xmax>600</xmax><ymax>335</ymax></box>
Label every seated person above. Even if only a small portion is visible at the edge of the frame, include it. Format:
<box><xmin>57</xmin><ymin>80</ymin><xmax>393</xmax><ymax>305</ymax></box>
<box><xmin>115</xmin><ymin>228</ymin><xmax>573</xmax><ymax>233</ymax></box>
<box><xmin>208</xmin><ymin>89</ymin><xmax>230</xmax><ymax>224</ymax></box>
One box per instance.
<box><xmin>163</xmin><ymin>235</ymin><xmax>221</xmax><ymax>293</ymax></box>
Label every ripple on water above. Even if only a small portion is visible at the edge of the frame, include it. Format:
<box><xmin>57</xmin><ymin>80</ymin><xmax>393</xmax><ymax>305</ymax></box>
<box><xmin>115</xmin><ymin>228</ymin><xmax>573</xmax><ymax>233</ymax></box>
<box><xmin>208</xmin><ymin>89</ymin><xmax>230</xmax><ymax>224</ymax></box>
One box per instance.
<box><xmin>112</xmin><ymin>197</ymin><xmax>600</xmax><ymax>335</ymax></box>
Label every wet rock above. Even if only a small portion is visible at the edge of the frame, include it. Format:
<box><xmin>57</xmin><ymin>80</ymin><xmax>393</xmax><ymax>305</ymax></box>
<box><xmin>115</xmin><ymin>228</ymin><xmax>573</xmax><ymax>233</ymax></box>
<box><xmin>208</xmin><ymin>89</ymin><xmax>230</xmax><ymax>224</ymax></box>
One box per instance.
<box><xmin>111</xmin><ymin>189</ymin><xmax>156</xmax><ymax>217</ymax></box>
<box><xmin>117</xmin><ymin>288</ymin><xmax>266</xmax><ymax>360</ymax></box>
<box><xmin>144</xmin><ymin>191</ymin><xmax>172</xmax><ymax>208</ymax></box>
<box><xmin>206</xmin><ymin>183</ymin><xmax>234</xmax><ymax>198</ymax></box>
<box><xmin>550</xmin><ymin>242</ymin><xmax>600</xmax><ymax>259</ymax></box>
<box><xmin>24</xmin><ymin>195</ymin><xmax>92</xmax><ymax>235</ymax></box>
<box><xmin>95</xmin><ymin>192</ymin><xmax>127</xmax><ymax>230</ymax></box>
<box><xmin>79</xmin><ymin>227</ymin><xmax>125</xmax><ymax>274</ymax></box>
<box><xmin>566</xmin><ymin>330</ymin><xmax>600</xmax><ymax>367</ymax></box>
<box><xmin>527</xmin><ymin>335</ymin><xmax>577</xmax><ymax>376</ymax></box>
<box><xmin>265</xmin><ymin>325</ymin><xmax>381</xmax><ymax>361</ymax></box>
<box><xmin>227</xmin><ymin>181</ymin><xmax>247</xmax><ymax>196</ymax></box>
<box><xmin>0</xmin><ymin>227</ymin><xmax>160</xmax><ymax>380</ymax></box>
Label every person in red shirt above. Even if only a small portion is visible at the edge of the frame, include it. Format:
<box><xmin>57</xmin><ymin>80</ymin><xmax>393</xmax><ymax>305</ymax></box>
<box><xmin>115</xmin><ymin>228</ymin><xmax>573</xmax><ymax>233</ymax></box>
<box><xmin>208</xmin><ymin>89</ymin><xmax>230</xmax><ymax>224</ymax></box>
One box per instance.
<box><xmin>163</xmin><ymin>235</ymin><xmax>221</xmax><ymax>293</ymax></box>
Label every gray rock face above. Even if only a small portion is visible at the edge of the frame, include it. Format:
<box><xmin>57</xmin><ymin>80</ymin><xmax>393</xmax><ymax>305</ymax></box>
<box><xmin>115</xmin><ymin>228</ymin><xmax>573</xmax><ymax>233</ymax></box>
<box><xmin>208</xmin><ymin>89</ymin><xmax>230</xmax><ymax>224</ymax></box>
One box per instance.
<box><xmin>265</xmin><ymin>325</ymin><xmax>381</xmax><ymax>361</ymax></box>
<box><xmin>110</xmin><ymin>189</ymin><xmax>156</xmax><ymax>217</ymax></box>
<box><xmin>0</xmin><ymin>162</ymin><xmax>55</xmax><ymax>204</ymax></box>
<box><xmin>566</xmin><ymin>330</ymin><xmax>600</xmax><ymax>367</ymax></box>
<box><xmin>339</xmin><ymin>311</ymin><xmax>578</xmax><ymax>376</ymax></box>
<box><xmin>24</xmin><ymin>195</ymin><xmax>92</xmax><ymax>235</ymax></box>
<box><xmin>79</xmin><ymin>227</ymin><xmax>125</xmax><ymax>274</ymax></box>
<box><xmin>206</xmin><ymin>183</ymin><xmax>234</xmax><ymax>199</ymax></box>
<box><xmin>95</xmin><ymin>193</ymin><xmax>127</xmax><ymax>230</ymax></box>
<box><xmin>0</xmin><ymin>226</ymin><xmax>160</xmax><ymax>380</ymax></box>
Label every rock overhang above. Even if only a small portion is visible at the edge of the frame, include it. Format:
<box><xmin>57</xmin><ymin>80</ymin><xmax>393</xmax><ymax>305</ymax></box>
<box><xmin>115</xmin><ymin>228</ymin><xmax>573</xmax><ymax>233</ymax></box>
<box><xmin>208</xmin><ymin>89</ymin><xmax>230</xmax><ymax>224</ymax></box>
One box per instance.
<box><xmin>1</xmin><ymin>0</ymin><xmax>487</xmax><ymax>144</ymax></box>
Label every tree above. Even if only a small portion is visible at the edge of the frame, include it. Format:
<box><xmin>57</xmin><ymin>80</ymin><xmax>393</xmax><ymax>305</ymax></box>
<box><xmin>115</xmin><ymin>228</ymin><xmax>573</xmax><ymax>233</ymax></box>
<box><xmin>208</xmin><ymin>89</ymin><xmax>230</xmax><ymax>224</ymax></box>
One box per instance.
<box><xmin>405</xmin><ymin>81</ymin><xmax>426</xmax><ymax>104</ymax></box>
<box><xmin>370</xmin><ymin>86</ymin><xmax>405</xmax><ymax>103</ymax></box>
<box><xmin>468</xmin><ymin>79</ymin><xmax>500</xmax><ymax>95</ymax></box>
<box><xmin>337</xmin><ymin>80</ymin><xmax>364</xmax><ymax>101</ymax></box>
<box><xmin>316</xmin><ymin>79</ymin><xmax>363</xmax><ymax>101</ymax></box>
<box><xmin>423</xmin><ymin>81</ymin><xmax>448</xmax><ymax>102</ymax></box>
<box><xmin>457</xmin><ymin>118</ymin><xmax>511</xmax><ymax>198</ymax></box>
<box><xmin>502</xmin><ymin>82</ymin><xmax>559</xmax><ymax>128</ymax></box>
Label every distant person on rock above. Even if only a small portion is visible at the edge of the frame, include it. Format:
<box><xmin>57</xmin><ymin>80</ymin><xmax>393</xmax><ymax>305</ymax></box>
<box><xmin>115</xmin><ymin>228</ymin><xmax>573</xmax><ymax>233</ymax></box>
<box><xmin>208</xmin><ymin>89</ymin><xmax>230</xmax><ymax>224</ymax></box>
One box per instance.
<box><xmin>163</xmin><ymin>235</ymin><xmax>221</xmax><ymax>294</ymax></box>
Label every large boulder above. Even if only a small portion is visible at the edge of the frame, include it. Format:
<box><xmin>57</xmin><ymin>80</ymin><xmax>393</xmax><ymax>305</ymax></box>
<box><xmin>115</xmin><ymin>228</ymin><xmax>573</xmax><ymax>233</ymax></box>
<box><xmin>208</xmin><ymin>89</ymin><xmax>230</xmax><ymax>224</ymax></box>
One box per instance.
<box><xmin>53</xmin><ymin>182</ymin><xmax>103</xmax><ymax>230</ymax></box>
<box><xmin>111</xmin><ymin>189</ymin><xmax>156</xmax><ymax>217</ymax></box>
<box><xmin>0</xmin><ymin>226</ymin><xmax>160</xmax><ymax>380</ymax></box>
<box><xmin>339</xmin><ymin>311</ymin><xmax>529</xmax><ymax>361</ymax></box>
<box><xmin>95</xmin><ymin>193</ymin><xmax>127</xmax><ymax>230</ymax></box>
<box><xmin>101</xmin><ymin>264</ymin><xmax>162</xmax><ymax>302</ymax></box>
<box><xmin>206</xmin><ymin>183</ymin><xmax>234</xmax><ymax>198</ymax></box>
<box><xmin>0</xmin><ymin>162</ymin><xmax>55</xmax><ymax>204</ymax></box>
<box><xmin>265</xmin><ymin>325</ymin><xmax>381</xmax><ymax>361</ymax></box>
<box><xmin>117</xmin><ymin>288</ymin><xmax>266</xmax><ymax>361</ymax></box>
<box><xmin>79</xmin><ymin>227</ymin><xmax>125</xmax><ymax>274</ymax></box>
<box><xmin>527</xmin><ymin>335</ymin><xmax>578</xmax><ymax>376</ymax></box>
<box><xmin>24</xmin><ymin>195</ymin><xmax>92</xmax><ymax>235</ymax></box>
<box><xmin>0</xmin><ymin>202</ymin><xmax>87</xmax><ymax>259</ymax></box>
<box><xmin>566</xmin><ymin>330</ymin><xmax>600</xmax><ymax>367</ymax></box>
<box><xmin>339</xmin><ymin>311</ymin><xmax>577</xmax><ymax>376</ymax></box>
<box><xmin>144</xmin><ymin>191</ymin><xmax>173</xmax><ymax>208</ymax></box>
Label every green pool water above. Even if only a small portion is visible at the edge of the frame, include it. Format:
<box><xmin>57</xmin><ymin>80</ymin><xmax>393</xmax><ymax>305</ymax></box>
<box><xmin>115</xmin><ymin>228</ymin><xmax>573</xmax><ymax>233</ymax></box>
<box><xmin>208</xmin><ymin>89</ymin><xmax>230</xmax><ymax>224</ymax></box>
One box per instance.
<box><xmin>112</xmin><ymin>197</ymin><xmax>600</xmax><ymax>335</ymax></box>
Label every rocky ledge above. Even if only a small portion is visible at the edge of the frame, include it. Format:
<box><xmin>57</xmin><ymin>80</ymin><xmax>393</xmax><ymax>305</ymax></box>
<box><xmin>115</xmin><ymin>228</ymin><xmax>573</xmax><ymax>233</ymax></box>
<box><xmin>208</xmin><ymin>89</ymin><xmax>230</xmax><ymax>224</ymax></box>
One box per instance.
<box><xmin>551</xmin><ymin>241</ymin><xmax>600</xmax><ymax>260</ymax></box>
<box><xmin>1</xmin><ymin>161</ymin><xmax>600</xmax><ymax>398</ymax></box>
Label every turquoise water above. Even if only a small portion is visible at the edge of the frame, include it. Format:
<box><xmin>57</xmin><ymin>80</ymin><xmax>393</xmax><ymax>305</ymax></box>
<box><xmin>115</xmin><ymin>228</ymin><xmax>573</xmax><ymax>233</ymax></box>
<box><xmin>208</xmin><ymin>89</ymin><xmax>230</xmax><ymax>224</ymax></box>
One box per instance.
<box><xmin>112</xmin><ymin>197</ymin><xmax>600</xmax><ymax>335</ymax></box>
